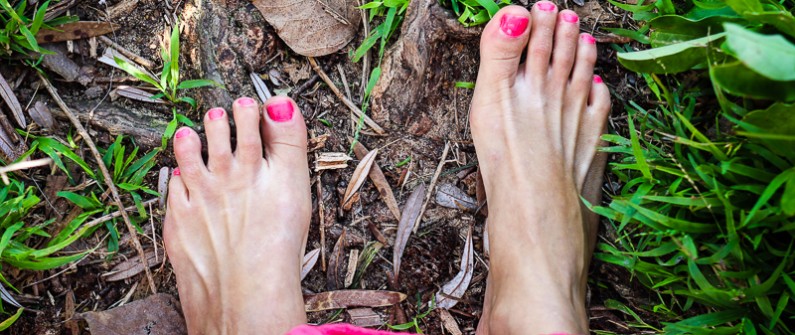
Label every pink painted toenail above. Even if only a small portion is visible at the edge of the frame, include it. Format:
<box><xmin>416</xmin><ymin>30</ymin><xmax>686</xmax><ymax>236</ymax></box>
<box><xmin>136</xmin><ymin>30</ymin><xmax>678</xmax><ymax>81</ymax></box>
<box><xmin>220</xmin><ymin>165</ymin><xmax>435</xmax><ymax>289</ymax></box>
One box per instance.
<box><xmin>593</xmin><ymin>75</ymin><xmax>603</xmax><ymax>84</ymax></box>
<box><xmin>238</xmin><ymin>97</ymin><xmax>256</xmax><ymax>106</ymax></box>
<box><xmin>500</xmin><ymin>14</ymin><xmax>529</xmax><ymax>37</ymax></box>
<box><xmin>175</xmin><ymin>128</ymin><xmax>190</xmax><ymax>139</ymax></box>
<box><xmin>561</xmin><ymin>12</ymin><xmax>579</xmax><ymax>23</ymax></box>
<box><xmin>266</xmin><ymin>100</ymin><xmax>294</xmax><ymax>122</ymax></box>
<box><xmin>581</xmin><ymin>34</ymin><xmax>596</xmax><ymax>44</ymax></box>
<box><xmin>207</xmin><ymin>108</ymin><xmax>225</xmax><ymax>120</ymax></box>
<box><xmin>173</xmin><ymin>167</ymin><xmax>180</xmax><ymax>176</ymax></box>
<box><xmin>536</xmin><ymin>2</ymin><xmax>556</xmax><ymax>11</ymax></box>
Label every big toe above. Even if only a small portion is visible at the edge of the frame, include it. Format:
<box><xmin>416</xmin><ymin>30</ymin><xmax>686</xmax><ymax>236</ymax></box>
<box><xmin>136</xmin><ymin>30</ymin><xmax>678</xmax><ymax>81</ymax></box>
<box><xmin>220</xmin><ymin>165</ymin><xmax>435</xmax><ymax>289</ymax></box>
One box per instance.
<box><xmin>261</xmin><ymin>96</ymin><xmax>308</xmax><ymax>168</ymax></box>
<box><xmin>475</xmin><ymin>6</ymin><xmax>530</xmax><ymax>86</ymax></box>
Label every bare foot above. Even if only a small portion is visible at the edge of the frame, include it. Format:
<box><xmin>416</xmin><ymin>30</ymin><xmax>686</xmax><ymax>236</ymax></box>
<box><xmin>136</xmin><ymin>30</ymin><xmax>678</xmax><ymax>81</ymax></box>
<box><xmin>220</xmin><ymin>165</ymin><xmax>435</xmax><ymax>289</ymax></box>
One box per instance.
<box><xmin>164</xmin><ymin>96</ymin><xmax>311</xmax><ymax>334</ymax></box>
<box><xmin>470</xmin><ymin>3</ymin><xmax>611</xmax><ymax>334</ymax></box>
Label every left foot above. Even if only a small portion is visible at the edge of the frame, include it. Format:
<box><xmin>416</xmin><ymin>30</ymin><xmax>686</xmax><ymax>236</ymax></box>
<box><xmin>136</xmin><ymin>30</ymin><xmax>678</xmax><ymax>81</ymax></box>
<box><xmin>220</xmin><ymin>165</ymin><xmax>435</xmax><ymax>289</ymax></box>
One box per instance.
<box><xmin>164</xmin><ymin>97</ymin><xmax>311</xmax><ymax>334</ymax></box>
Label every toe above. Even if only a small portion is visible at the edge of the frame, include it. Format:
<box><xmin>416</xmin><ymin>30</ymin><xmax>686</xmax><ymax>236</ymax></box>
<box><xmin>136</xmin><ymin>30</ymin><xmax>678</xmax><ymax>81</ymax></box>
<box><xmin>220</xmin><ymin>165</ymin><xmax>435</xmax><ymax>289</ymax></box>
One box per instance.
<box><xmin>232</xmin><ymin>97</ymin><xmax>264</xmax><ymax>164</ymax></box>
<box><xmin>571</xmin><ymin>32</ymin><xmax>597</xmax><ymax>95</ymax></box>
<box><xmin>173</xmin><ymin>127</ymin><xmax>208</xmax><ymax>187</ymax></box>
<box><xmin>550</xmin><ymin>10</ymin><xmax>581</xmax><ymax>86</ymax></box>
<box><xmin>261</xmin><ymin>96</ymin><xmax>308</xmax><ymax>167</ymax></box>
<box><xmin>525</xmin><ymin>1</ymin><xmax>559</xmax><ymax>78</ymax></box>
<box><xmin>204</xmin><ymin>107</ymin><xmax>233</xmax><ymax>173</ymax></box>
<box><xmin>166</xmin><ymin>167</ymin><xmax>189</xmax><ymax>207</ymax></box>
<box><xmin>575</xmin><ymin>75</ymin><xmax>611</xmax><ymax>184</ymax></box>
<box><xmin>475</xmin><ymin>6</ymin><xmax>530</xmax><ymax>85</ymax></box>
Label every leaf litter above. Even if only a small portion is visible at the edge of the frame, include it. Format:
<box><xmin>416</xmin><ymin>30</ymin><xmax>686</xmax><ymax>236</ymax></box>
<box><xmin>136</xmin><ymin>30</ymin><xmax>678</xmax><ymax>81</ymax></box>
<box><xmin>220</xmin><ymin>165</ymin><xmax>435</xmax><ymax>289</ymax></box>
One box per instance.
<box><xmin>392</xmin><ymin>183</ymin><xmax>427</xmax><ymax>282</ymax></box>
<box><xmin>304</xmin><ymin>290</ymin><xmax>407</xmax><ymax>312</ymax></box>
<box><xmin>341</xmin><ymin>148</ymin><xmax>378</xmax><ymax>210</ymax></box>
<box><xmin>351</xmin><ymin>139</ymin><xmax>401</xmax><ymax>221</ymax></box>
<box><xmin>435</xmin><ymin>225</ymin><xmax>474</xmax><ymax>309</ymax></box>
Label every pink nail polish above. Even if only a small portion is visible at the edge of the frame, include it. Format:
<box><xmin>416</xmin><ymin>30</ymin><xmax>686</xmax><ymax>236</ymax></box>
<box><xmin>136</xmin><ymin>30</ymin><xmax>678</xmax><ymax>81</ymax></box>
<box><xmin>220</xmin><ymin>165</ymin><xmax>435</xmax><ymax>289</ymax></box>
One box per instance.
<box><xmin>593</xmin><ymin>75</ymin><xmax>603</xmax><ymax>84</ymax></box>
<box><xmin>238</xmin><ymin>97</ymin><xmax>256</xmax><ymax>106</ymax></box>
<box><xmin>173</xmin><ymin>167</ymin><xmax>181</xmax><ymax>176</ymax></box>
<box><xmin>536</xmin><ymin>2</ymin><xmax>556</xmax><ymax>11</ymax></box>
<box><xmin>500</xmin><ymin>14</ymin><xmax>529</xmax><ymax>37</ymax></box>
<box><xmin>561</xmin><ymin>12</ymin><xmax>578</xmax><ymax>23</ymax></box>
<box><xmin>207</xmin><ymin>108</ymin><xmax>225</xmax><ymax>120</ymax></box>
<box><xmin>175</xmin><ymin>128</ymin><xmax>190</xmax><ymax>139</ymax></box>
<box><xmin>581</xmin><ymin>34</ymin><xmax>596</xmax><ymax>44</ymax></box>
<box><xmin>266</xmin><ymin>101</ymin><xmax>294</xmax><ymax>122</ymax></box>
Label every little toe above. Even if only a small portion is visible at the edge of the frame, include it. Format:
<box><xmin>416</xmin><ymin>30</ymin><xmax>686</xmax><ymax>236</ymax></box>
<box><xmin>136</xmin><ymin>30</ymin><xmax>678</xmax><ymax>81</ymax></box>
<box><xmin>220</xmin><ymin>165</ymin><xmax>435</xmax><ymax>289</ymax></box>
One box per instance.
<box><xmin>173</xmin><ymin>127</ymin><xmax>208</xmax><ymax>187</ymax></box>
<box><xmin>525</xmin><ymin>1</ymin><xmax>559</xmax><ymax>78</ymax></box>
<box><xmin>550</xmin><ymin>10</ymin><xmax>581</xmax><ymax>86</ymax></box>
<box><xmin>475</xmin><ymin>6</ymin><xmax>530</xmax><ymax>86</ymax></box>
<box><xmin>261</xmin><ymin>96</ymin><xmax>308</xmax><ymax>167</ymax></box>
<box><xmin>167</xmin><ymin>167</ymin><xmax>189</xmax><ymax>205</ymax></box>
<box><xmin>232</xmin><ymin>97</ymin><xmax>264</xmax><ymax>164</ymax></box>
<box><xmin>204</xmin><ymin>107</ymin><xmax>233</xmax><ymax>173</ymax></box>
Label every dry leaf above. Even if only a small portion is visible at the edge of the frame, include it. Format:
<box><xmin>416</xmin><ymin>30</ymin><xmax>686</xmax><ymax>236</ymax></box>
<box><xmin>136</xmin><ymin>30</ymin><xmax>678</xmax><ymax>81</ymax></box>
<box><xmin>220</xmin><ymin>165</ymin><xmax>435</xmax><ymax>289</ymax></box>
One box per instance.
<box><xmin>158</xmin><ymin>167</ymin><xmax>170</xmax><ymax>210</ymax></box>
<box><xmin>80</xmin><ymin>294</ymin><xmax>187</xmax><ymax>335</ymax></box>
<box><xmin>301</xmin><ymin>248</ymin><xmax>321</xmax><ymax>280</ymax></box>
<box><xmin>315</xmin><ymin>152</ymin><xmax>352</xmax><ymax>171</ymax></box>
<box><xmin>438</xmin><ymin>309</ymin><xmax>463</xmax><ymax>335</ymax></box>
<box><xmin>112</xmin><ymin>86</ymin><xmax>166</xmax><ymax>104</ymax></box>
<box><xmin>103</xmin><ymin>249</ymin><xmax>164</xmax><ymax>281</ymax></box>
<box><xmin>0</xmin><ymin>73</ymin><xmax>24</xmax><ymax>128</ymax></box>
<box><xmin>435</xmin><ymin>226</ymin><xmax>474</xmax><ymax>309</ymax></box>
<box><xmin>28</xmin><ymin>101</ymin><xmax>54</xmax><ymax>129</ymax></box>
<box><xmin>342</xmin><ymin>149</ymin><xmax>378</xmax><ymax>209</ymax></box>
<box><xmin>251</xmin><ymin>0</ymin><xmax>360</xmax><ymax>56</ymax></box>
<box><xmin>348</xmin><ymin>308</ymin><xmax>383</xmax><ymax>328</ymax></box>
<box><xmin>36</xmin><ymin>22</ymin><xmax>120</xmax><ymax>43</ymax></box>
<box><xmin>251</xmin><ymin>72</ymin><xmax>272</xmax><ymax>103</ymax></box>
<box><xmin>344</xmin><ymin>249</ymin><xmax>359</xmax><ymax>288</ymax></box>
<box><xmin>0</xmin><ymin>113</ymin><xmax>26</xmax><ymax>162</ymax></box>
<box><xmin>351</xmin><ymin>139</ymin><xmax>401</xmax><ymax>221</ymax></box>
<box><xmin>435</xmin><ymin>183</ymin><xmax>478</xmax><ymax>211</ymax></box>
<box><xmin>304</xmin><ymin>290</ymin><xmax>407</xmax><ymax>312</ymax></box>
<box><xmin>393</xmin><ymin>184</ymin><xmax>427</xmax><ymax>282</ymax></box>
<box><xmin>308</xmin><ymin>134</ymin><xmax>329</xmax><ymax>152</ymax></box>
<box><xmin>327</xmin><ymin>228</ymin><xmax>347</xmax><ymax>290</ymax></box>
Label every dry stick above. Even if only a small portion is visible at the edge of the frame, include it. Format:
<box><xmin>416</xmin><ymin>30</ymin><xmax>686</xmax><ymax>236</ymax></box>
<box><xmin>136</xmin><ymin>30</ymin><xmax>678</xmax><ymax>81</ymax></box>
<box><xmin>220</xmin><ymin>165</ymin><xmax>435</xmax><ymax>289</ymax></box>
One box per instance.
<box><xmin>37</xmin><ymin>73</ymin><xmax>157</xmax><ymax>294</ymax></box>
<box><xmin>98</xmin><ymin>36</ymin><xmax>155</xmax><ymax>69</ymax></box>
<box><xmin>307</xmin><ymin>57</ymin><xmax>385</xmax><ymax>135</ymax></box>
<box><xmin>311</xmin><ymin>130</ymin><xmax>327</xmax><ymax>271</ymax></box>
<box><xmin>0</xmin><ymin>158</ymin><xmax>52</xmax><ymax>185</ymax></box>
<box><xmin>413</xmin><ymin>142</ymin><xmax>450</xmax><ymax>233</ymax></box>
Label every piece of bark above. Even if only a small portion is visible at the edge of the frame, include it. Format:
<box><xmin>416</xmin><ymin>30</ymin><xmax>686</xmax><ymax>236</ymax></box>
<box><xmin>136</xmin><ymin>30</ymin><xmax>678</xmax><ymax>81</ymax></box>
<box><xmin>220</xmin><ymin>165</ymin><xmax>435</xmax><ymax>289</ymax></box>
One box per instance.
<box><xmin>40</xmin><ymin>44</ymin><xmax>92</xmax><ymax>85</ymax></box>
<box><xmin>251</xmin><ymin>0</ymin><xmax>360</xmax><ymax>56</ymax></box>
<box><xmin>80</xmin><ymin>294</ymin><xmax>187</xmax><ymax>335</ymax></box>
<box><xmin>344</xmin><ymin>249</ymin><xmax>359</xmax><ymax>288</ymax></box>
<box><xmin>315</xmin><ymin>152</ymin><xmax>352</xmax><ymax>171</ymax></box>
<box><xmin>103</xmin><ymin>249</ymin><xmax>165</xmax><ymax>282</ymax></box>
<box><xmin>348</xmin><ymin>308</ymin><xmax>383</xmax><ymax>328</ymax></box>
<box><xmin>49</xmin><ymin>99</ymin><xmax>168</xmax><ymax>147</ymax></box>
<box><xmin>351</xmin><ymin>139</ymin><xmax>401</xmax><ymax>221</ymax></box>
<box><xmin>438</xmin><ymin>309</ymin><xmax>463</xmax><ymax>335</ymax></box>
<box><xmin>0</xmin><ymin>72</ymin><xmax>24</xmax><ymax>128</ymax></box>
<box><xmin>304</xmin><ymin>290</ymin><xmax>407</xmax><ymax>312</ymax></box>
<box><xmin>36</xmin><ymin>21</ymin><xmax>120</xmax><ymax>44</ymax></box>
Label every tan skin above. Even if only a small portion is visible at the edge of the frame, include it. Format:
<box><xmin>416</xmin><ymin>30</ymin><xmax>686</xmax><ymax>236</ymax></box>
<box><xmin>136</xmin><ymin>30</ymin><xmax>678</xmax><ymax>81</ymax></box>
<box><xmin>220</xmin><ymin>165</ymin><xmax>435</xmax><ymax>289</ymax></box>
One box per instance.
<box><xmin>164</xmin><ymin>2</ymin><xmax>610</xmax><ymax>334</ymax></box>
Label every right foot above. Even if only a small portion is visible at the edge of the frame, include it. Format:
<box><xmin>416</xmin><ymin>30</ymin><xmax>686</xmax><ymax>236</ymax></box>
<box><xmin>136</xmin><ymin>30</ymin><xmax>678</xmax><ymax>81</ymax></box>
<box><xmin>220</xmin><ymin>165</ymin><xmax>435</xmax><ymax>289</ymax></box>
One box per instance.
<box><xmin>469</xmin><ymin>3</ymin><xmax>611</xmax><ymax>334</ymax></box>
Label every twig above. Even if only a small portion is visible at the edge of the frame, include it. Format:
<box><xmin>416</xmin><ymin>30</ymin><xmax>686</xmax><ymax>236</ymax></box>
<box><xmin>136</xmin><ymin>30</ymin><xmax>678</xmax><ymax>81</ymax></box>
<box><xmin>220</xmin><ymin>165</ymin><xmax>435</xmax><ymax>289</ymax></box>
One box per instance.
<box><xmin>358</xmin><ymin>0</ymin><xmax>370</xmax><ymax>98</ymax></box>
<box><xmin>0</xmin><ymin>158</ymin><xmax>52</xmax><ymax>185</ymax></box>
<box><xmin>413</xmin><ymin>142</ymin><xmax>450</xmax><ymax>233</ymax></box>
<box><xmin>83</xmin><ymin>198</ymin><xmax>159</xmax><ymax>231</ymax></box>
<box><xmin>36</xmin><ymin>73</ymin><xmax>157</xmax><ymax>294</ymax></box>
<box><xmin>99</xmin><ymin>36</ymin><xmax>155</xmax><ymax>69</ymax></box>
<box><xmin>311</xmin><ymin>130</ymin><xmax>327</xmax><ymax>271</ymax></box>
<box><xmin>308</xmin><ymin>57</ymin><xmax>385</xmax><ymax>135</ymax></box>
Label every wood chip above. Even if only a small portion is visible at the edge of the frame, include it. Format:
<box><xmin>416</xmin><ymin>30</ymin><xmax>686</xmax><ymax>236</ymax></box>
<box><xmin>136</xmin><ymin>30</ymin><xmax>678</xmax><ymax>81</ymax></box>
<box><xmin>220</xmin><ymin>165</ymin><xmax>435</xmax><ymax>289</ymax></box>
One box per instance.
<box><xmin>36</xmin><ymin>21</ymin><xmax>120</xmax><ymax>44</ymax></box>
<box><xmin>308</xmin><ymin>133</ymin><xmax>329</xmax><ymax>152</ymax></box>
<box><xmin>28</xmin><ymin>101</ymin><xmax>54</xmax><ymax>129</ymax></box>
<box><xmin>301</xmin><ymin>248</ymin><xmax>321</xmax><ymax>280</ymax></box>
<box><xmin>351</xmin><ymin>139</ymin><xmax>401</xmax><ymax>221</ymax></box>
<box><xmin>251</xmin><ymin>72</ymin><xmax>272</xmax><ymax>103</ymax></box>
<box><xmin>327</xmin><ymin>229</ymin><xmax>347</xmax><ymax>290</ymax></box>
<box><xmin>102</xmin><ymin>249</ymin><xmax>164</xmax><ymax>282</ymax></box>
<box><xmin>393</xmin><ymin>184</ymin><xmax>426</xmax><ymax>282</ymax></box>
<box><xmin>342</xmin><ymin>149</ymin><xmax>378</xmax><ymax>210</ymax></box>
<box><xmin>435</xmin><ymin>226</ymin><xmax>474</xmax><ymax>309</ymax></box>
<box><xmin>344</xmin><ymin>249</ymin><xmax>359</xmax><ymax>288</ymax></box>
<box><xmin>0</xmin><ymin>72</ymin><xmax>25</xmax><ymax>128</ymax></box>
<box><xmin>304</xmin><ymin>290</ymin><xmax>407</xmax><ymax>312</ymax></box>
<box><xmin>315</xmin><ymin>152</ymin><xmax>352</xmax><ymax>171</ymax></box>
<box><xmin>111</xmin><ymin>85</ymin><xmax>166</xmax><ymax>104</ymax></box>
<box><xmin>348</xmin><ymin>308</ymin><xmax>383</xmax><ymax>328</ymax></box>
<box><xmin>435</xmin><ymin>183</ymin><xmax>478</xmax><ymax>211</ymax></box>
<box><xmin>438</xmin><ymin>309</ymin><xmax>463</xmax><ymax>335</ymax></box>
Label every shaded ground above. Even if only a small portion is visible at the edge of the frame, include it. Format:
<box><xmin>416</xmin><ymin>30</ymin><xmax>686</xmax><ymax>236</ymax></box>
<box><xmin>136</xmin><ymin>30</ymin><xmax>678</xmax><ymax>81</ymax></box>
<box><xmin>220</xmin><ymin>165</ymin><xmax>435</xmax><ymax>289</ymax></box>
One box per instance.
<box><xmin>2</xmin><ymin>0</ymin><xmax>663</xmax><ymax>334</ymax></box>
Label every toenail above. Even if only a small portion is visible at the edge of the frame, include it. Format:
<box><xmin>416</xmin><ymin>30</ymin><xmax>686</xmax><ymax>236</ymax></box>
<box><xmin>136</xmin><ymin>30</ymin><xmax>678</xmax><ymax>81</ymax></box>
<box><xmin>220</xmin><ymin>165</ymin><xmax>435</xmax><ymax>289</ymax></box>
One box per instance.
<box><xmin>266</xmin><ymin>100</ymin><xmax>294</xmax><ymax>122</ymax></box>
<box><xmin>173</xmin><ymin>167</ymin><xmax>181</xmax><ymax>176</ymax></box>
<box><xmin>593</xmin><ymin>75</ymin><xmax>603</xmax><ymax>84</ymax></box>
<box><xmin>207</xmin><ymin>108</ymin><xmax>225</xmax><ymax>120</ymax></box>
<box><xmin>581</xmin><ymin>34</ymin><xmax>596</xmax><ymax>44</ymax></box>
<box><xmin>561</xmin><ymin>12</ymin><xmax>578</xmax><ymax>23</ymax></box>
<box><xmin>536</xmin><ymin>2</ymin><xmax>556</xmax><ymax>11</ymax></box>
<box><xmin>500</xmin><ymin>14</ymin><xmax>529</xmax><ymax>37</ymax></box>
<box><xmin>175</xmin><ymin>128</ymin><xmax>191</xmax><ymax>139</ymax></box>
<box><xmin>238</xmin><ymin>97</ymin><xmax>256</xmax><ymax>107</ymax></box>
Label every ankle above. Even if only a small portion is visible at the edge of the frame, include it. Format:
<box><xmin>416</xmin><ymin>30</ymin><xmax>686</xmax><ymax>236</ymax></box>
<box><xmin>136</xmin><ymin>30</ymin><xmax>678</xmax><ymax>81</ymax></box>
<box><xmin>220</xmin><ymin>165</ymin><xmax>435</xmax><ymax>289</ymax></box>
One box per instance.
<box><xmin>487</xmin><ymin>296</ymin><xmax>588</xmax><ymax>335</ymax></box>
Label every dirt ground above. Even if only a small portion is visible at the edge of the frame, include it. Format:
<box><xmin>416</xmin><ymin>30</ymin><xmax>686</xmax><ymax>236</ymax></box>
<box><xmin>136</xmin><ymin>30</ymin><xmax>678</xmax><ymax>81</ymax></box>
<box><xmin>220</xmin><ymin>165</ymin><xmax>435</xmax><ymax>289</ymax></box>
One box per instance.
<box><xmin>2</xmin><ymin>0</ymin><xmax>663</xmax><ymax>334</ymax></box>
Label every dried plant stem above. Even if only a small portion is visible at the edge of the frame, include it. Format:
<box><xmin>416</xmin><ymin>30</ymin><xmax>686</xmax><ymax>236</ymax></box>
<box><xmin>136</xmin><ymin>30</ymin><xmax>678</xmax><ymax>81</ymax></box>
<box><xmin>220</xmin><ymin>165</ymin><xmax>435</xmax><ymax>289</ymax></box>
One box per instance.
<box><xmin>413</xmin><ymin>142</ymin><xmax>450</xmax><ymax>233</ymax></box>
<box><xmin>37</xmin><ymin>73</ymin><xmax>157</xmax><ymax>294</ymax></box>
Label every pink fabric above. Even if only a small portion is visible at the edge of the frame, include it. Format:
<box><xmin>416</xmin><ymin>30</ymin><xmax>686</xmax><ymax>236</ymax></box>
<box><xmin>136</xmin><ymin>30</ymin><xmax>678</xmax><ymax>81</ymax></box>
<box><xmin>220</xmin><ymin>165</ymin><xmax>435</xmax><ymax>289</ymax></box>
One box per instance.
<box><xmin>286</xmin><ymin>324</ymin><xmax>415</xmax><ymax>335</ymax></box>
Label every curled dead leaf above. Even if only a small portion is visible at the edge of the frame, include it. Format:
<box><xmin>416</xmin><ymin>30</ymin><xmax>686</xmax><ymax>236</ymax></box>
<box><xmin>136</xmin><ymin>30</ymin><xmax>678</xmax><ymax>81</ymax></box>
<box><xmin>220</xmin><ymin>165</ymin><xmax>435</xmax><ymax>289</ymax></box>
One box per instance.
<box><xmin>341</xmin><ymin>149</ymin><xmax>378</xmax><ymax>209</ymax></box>
<box><xmin>393</xmin><ymin>184</ymin><xmax>427</xmax><ymax>282</ymax></box>
<box><xmin>435</xmin><ymin>183</ymin><xmax>478</xmax><ymax>211</ymax></box>
<box><xmin>435</xmin><ymin>226</ymin><xmax>474</xmax><ymax>309</ymax></box>
<box><xmin>301</xmin><ymin>248</ymin><xmax>321</xmax><ymax>280</ymax></box>
<box><xmin>0</xmin><ymin>73</ymin><xmax>24</xmax><ymax>128</ymax></box>
<box><xmin>304</xmin><ymin>290</ymin><xmax>407</xmax><ymax>312</ymax></box>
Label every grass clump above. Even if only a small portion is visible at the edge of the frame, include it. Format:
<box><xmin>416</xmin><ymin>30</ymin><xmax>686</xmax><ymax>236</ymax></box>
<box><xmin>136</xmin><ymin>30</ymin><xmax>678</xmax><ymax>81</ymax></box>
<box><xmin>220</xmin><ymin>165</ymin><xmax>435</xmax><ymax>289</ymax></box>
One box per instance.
<box><xmin>0</xmin><ymin>0</ymin><xmax>76</xmax><ymax>57</ymax></box>
<box><xmin>596</xmin><ymin>0</ymin><xmax>795</xmax><ymax>333</ymax></box>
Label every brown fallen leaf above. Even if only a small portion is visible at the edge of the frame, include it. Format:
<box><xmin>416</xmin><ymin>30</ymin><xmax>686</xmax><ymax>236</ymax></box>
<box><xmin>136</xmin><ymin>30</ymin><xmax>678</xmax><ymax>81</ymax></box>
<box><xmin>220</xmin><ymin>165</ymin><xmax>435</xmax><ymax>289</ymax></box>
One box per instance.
<box><xmin>351</xmin><ymin>139</ymin><xmax>401</xmax><ymax>221</ymax></box>
<box><xmin>0</xmin><ymin>113</ymin><xmax>26</xmax><ymax>162</ymax></box>
<box><xmin>393</xmin><ymin>184</ymin><xmax>427</xmax><ymax>282</ymax></box>
<box><xmin>342</xmin><ymin>149</ymin><xmax>378</xmax><ymax>209</ymax></box>
<box><xmin>438</xmin><ymin>309</ymin><xmax>463</xmax><ymax>335</ymax></box>
<box><xmin>301</xmin><ymin>248</ymin><xmax>321</xmax><ymax>280</ymax></box>
<box><xmin>28</xmin><ymin>101</ymin><xmax>54</xmax><ymax>129</ymax></box>
<box><xmin>36</xmin><ymin>21</ymin><xmax>120</xmax><ymax>43</ymax></box>
<box><xmin>348</xmin><ymin>308</ymin><xmax>384</xmax><ymax>328</ymax></box>
<box><xmin>111</xmin><ymin>86</ymin><xmax>166</xmax><ymax>104</ymax></box>
<box><xmin>304</xmin><ymin>290</ymin><xmax>407</xmax><ymax>312</ymax></box>
<box><xmin>102</xmin><ymin>249</ymin><xmax>164</xmax><ymax>282</ymax></box>
<box><xmin>80</xmin><ymin>293</ymin><xmax>187</xmax><ymax>335</ymax></box>
<box><xmin>435</xmin><ymin>183</ymin><xmax>478</xmax><ymax>211</ymax></box>
<box><xmin>327</xmin><ymin>228</ymin><xmax>347</xmax><ymax>290</ymax></box>
<box><xmin>315</xmin><ymin>152</ymin><xmax>352</xmax><ymax>171</ymax></box>
<box><xmin>251</xmin><ymin>0</ymin><xmax>360</xmax><ymax>56</ymax></box>
<box><xmin>308</xmin><ymin>133</ymin><xmax>330</xmax><ymax>152</ymax></box>
<box><xmin>0</xmin><ymin>73</ymin><xmax>24</xmax><ymax>128</ymax></box>
<box><xmin>435</xmin><ymin>226</ymin><xmax>474</xmax><ymax>309</ymax></box>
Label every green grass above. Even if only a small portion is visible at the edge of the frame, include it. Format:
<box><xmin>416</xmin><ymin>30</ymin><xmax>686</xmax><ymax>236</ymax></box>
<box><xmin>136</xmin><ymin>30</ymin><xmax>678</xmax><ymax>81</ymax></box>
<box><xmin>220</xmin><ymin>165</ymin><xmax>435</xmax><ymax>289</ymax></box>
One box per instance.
<box><xmin>0</xmin><ymin>0</ymin><xmax>76</xmax><ymax>57</ymax></box>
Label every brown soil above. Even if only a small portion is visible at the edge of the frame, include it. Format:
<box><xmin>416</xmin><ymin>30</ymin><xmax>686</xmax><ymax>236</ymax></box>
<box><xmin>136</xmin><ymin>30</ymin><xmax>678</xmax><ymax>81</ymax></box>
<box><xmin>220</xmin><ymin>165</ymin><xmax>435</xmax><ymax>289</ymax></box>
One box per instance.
<box><xmin>1</xmin><ymin>0</ymin><xmax>660</xmax><ymax>334</ymax></box>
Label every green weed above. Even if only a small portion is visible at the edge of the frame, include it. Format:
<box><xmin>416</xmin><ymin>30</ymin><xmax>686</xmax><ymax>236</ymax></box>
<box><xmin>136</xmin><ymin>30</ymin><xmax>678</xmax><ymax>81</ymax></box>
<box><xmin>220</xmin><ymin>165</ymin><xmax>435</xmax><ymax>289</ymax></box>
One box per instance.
<box><xmin>387</xmin><ymin>295</ymin><xmax>435</xmax><ymax>333</ymax></box>
<box><xmin>0</xmin><ymin>0</ymin><xmax>76</xmax><ymax>57</ymax></box>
